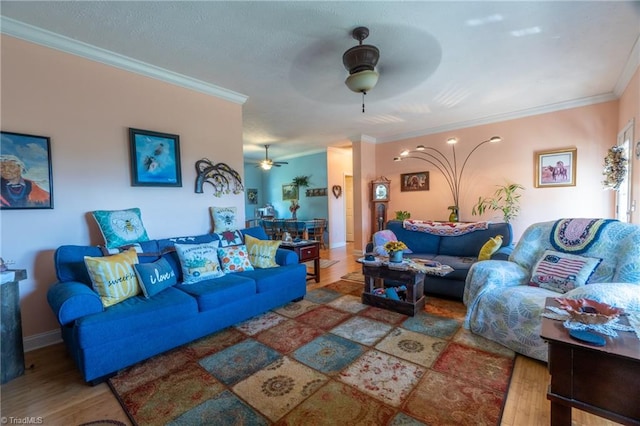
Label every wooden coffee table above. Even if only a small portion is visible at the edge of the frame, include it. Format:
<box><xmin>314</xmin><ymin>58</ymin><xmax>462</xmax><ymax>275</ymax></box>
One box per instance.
<box><xmin>540</xmin><ymin>297</ymin><xmax>640</xmax><ymax>425</ymax></box>
<box><xmin>359</xmin><ymin>261</ymin><xmax>426</xmax><ymax>316</ymax></box>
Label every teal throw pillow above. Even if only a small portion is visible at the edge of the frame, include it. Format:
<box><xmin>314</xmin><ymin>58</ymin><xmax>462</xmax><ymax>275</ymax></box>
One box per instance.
<box><xmin>92</xmin><ymin>208</ymin><xmax>150</xmax><ymax>249</ymax></box>
<box><xmin>133</xmin><ymin>258</ymin><xmax>177</xmax><ymax>298</ymax></box>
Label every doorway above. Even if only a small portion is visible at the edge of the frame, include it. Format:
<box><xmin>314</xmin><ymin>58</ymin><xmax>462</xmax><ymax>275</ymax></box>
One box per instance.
<box><xmin>345</xmin><ymin>174</ymin><xmax>354</xmax><ymax>242</ymax></box>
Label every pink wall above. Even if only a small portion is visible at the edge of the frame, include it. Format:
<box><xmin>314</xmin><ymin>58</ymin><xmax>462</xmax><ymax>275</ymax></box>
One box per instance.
<box><xmin>1</xmin><ymin>36</ymin><xmax>244</xmax><ymax>345</ymax></box>
<box><xmin>375</xmin><ymin>101</ymin><xmax>620</xmax><ymax>239</ymax></box>
<box><xmin>618</xmin><ymin>68</ymin><xmax>640</xmax><ymax>224</ymax></box>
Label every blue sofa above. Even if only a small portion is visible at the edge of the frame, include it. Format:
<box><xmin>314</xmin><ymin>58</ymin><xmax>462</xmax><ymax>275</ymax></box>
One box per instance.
<box><xmin>47</xmin><ymin>226</ymin><xmax>307</xmax><ymax>383</ymax></box>
<box><xmin>367</xmin><ymin>220</ymin><xmax>513</xmax><ymax>299</ymax></box>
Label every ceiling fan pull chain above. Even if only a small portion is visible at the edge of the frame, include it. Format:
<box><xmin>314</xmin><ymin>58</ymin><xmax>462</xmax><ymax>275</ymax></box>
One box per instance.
<box><xmin>362</xmin><ymin>92</ymin><xmax>366</xmax><ymax>113</ymax></box>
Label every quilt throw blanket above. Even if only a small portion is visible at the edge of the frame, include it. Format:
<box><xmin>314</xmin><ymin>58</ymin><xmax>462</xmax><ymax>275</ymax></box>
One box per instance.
<box><xmin>403</xmin><ymin>219</ymin><xmax>489</xmax><ymax>236</ymax></box>
<box><xmin>551</xmin><ymin>218</ymin><xmax>616</xmax><ymax>254</ymax></box>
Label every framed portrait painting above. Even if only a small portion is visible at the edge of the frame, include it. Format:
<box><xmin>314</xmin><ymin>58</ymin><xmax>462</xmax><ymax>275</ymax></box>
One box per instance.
<box><xmin>0</xmin><ymin>131</ymin><xmax>53</xmax><ymax>209</ymax></box>
<box><xmin>282</xmin><ymin>184</ymin><xmax>298</xmax><ymax>201</ymax></box>
<box><xmin>534</xmin><ymin>148</ymin><xmax>577</xmax><ymax>188</ymax></box>
<box><xmin>400</xmin><ymin>171</ymin><xmax>429</xmax><ymax>192</ymax></box>
<box><xmin>129</xmin><ymin>128</ymin><xmax>182</xmax><ymax>187</ymax></box>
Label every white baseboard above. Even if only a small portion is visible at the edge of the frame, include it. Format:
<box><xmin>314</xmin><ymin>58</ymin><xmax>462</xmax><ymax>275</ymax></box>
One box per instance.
<box><xmin>329</xmin><ymin>241</ymin><xmax>346</xmax><ymax>249</ymax></box>
<box><xmin>24</xmin><ymin>330</ymin><xmax>61</xmax><ymax>352</ymax></box>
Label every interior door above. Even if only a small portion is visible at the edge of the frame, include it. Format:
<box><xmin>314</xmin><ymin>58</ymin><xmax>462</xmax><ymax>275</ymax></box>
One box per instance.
<box><xmin>616</xmin><ymin>120</ymin><xmax>635</xmax><ymax>223</ymax></box>
<box><xmin>345</xmin><ymin>175</ymin><xmax>354</xmax><ymax>242</ymax></box>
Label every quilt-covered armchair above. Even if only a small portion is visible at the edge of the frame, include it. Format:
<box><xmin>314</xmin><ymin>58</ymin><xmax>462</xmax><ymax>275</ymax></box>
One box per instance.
<box><xmin>464</xmin><ymin>219</ymin><xmax>640</xmax><ymax>362</ymax></box>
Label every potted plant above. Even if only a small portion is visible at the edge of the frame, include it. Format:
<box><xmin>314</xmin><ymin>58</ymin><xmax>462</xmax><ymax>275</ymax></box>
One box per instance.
<box><xmin>292</xmin><ymin>175</ymin><xmax>310</xmax><ymax>187</ymax></box>
<box><xmin>472</xmin><ymin>183</ymin><xmax>524</xmax><ymax>223</ymax></box>
<box><xmin>395</xmin><ymin>210</ymin><xmax>411</xmax><ymax>221</ymax></box>
<box><xmin>384</xmin><ymin>241</ymin><xmax>408</xmax><ymax>263</ymax></box>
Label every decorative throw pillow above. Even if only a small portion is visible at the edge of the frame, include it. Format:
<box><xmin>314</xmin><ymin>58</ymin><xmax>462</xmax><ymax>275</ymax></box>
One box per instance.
<box><xmin>217</xmin><ymin>245</ymin><xmax>254</xmax><ymax>273</ymax></box>
<box><xmin>133</xmin><ymin>258</ymin><xmax>177</xmax><ymax>298</ymax></box>
<box><xmin>245</xmin><ymin>235</ymin><xmax>280</xmax><ymax>268</ymax></box>
<box><xmin>478</xmin><ymin>235</ymin><xmax>503</xmax><ymax>261</ymax></box>
<box><xmin>529</xmin><ymin>249</ymin><xmax>602</xmax><ymax>294</ymax></box>
<box><xmin>210</xmin><ymin>206</ymin><xmax>237</xmax><ymax>232</ymax></box>
<box><xmin>175</xmin><ymin>241</ymin><xmax>224</xmax><ymax>284</ymax></box>
<box><xmin>216</xmin><ymin>230</ymin><xmax>244</xmax><ymax>247</ymax></box>
<box><xmin>92</xmin><ymin>208</ymin><xmax>150</xmax><ymax>249</ymax></box>
<box><xmin>84</xmin><ymin>248</ymin><xmax>140</xmax><ymax>307</ymax></box>
<box><xmin>372</xmin><ymin>230</ymin><xmax>413</xmax><ymax>256</ymax></box>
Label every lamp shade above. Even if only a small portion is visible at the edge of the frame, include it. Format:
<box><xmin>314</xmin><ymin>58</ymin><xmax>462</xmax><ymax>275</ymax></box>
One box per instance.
<box><xmin>345</xmin><ymin>70</ymin><xmax>379</xmax><ymax>93</ymax></box>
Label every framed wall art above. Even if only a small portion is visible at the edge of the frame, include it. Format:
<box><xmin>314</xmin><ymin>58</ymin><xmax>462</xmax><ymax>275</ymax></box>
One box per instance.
<box><xmin>534</xmin><ymin>148</ymin><xmax>577</xmax><ymax>188</ymax></box>
<box><xmin>129</xmin><ymin>128</ymin><xmax>182</xmax><ymax>187</ymax></box>
<box><xmin>0</xmin><ymin>131</ymin><xmax>53</xmax><ymax>209</ymax></box>
<box><xmin>247</xmin><ymin>188</ymin><xmax>258</xmax><ymax>204</ymax></box>
<box><xmin>282</xmin><ymin>184</ymin><xmax>298</xmax><ymax>200</ymax></box>
<box><xmin>400</xmin><ymin>171</ymin><xmax>429</xmax><ymax>192</ymax></box>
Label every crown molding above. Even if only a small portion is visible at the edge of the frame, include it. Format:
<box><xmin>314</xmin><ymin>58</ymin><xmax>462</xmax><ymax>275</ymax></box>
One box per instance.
<box><xmin>0</xmin><ymin>17</ymin><xmax>248</xmax><ymax>105</ymax></box>
<box><xmin>376</xmin><ymin>93</ymin><xmax>618</xmax><ymax>144</ymax></box>
<box><xmin>614</xmin><ymin>34</ymin><xmax>640</xmax><ymax>97</ymax></box>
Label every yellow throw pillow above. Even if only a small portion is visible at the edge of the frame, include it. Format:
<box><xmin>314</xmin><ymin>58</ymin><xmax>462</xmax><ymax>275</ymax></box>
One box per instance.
<box><xmin>84</xmin><ymin>248</ymin><xmax>141</xmax><ymax>307</ymax></box>
<box><xmin>245</xmin><ymin>234</ymin><xmax>281</xmax><ymax>268</ymax></box>
<box><xmin>478</xmin><ymin>235</ymin><xmax>503</xmax><ymax>261</ymax></box>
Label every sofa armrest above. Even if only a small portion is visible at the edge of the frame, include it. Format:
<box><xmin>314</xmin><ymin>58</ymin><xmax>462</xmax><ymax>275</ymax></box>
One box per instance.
<box><xmin>463</xmin><ymin>260</ymin><xmax>529</xmax><ymax>307</ymax></box>
<box><xmin>47</xmin><ymin>281</ymin><xmax>103</xmax><ymax>326</ymax></box>
<box><xmin>276</xmin><ymin>248</ymin><xmax>299</xmax><ymax>266</ymax></box>
<box><xmin>491</xmin><ymin>245</ymin><xmax>514</xmax><ymax>261</ymax></box>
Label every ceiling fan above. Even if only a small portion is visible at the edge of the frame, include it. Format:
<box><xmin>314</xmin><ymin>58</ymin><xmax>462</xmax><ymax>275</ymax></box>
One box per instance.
<box><xmin>257</xmin><ymin>144</ymin><xmax>288</xmax><ymax>170</ymax></box>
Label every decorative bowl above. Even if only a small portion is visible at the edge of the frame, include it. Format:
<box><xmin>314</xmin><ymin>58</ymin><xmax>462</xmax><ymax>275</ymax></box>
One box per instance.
<box><xmin>555</xmin><ymin>298</ymin><xmax>623</xmax><ymax>325</ymax></box>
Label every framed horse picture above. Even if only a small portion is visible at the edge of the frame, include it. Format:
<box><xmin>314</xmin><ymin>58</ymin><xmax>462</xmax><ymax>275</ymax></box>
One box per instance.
<box><xmin>534</xmin><ymin>148</ymin><xmax>577</xmax><ymax>188</ymax></box>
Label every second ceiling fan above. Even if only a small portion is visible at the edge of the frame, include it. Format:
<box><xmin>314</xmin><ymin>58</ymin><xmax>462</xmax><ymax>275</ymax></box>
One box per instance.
<box><xmin>258</xmin><ymin>144</ymin><xmax>288</xmax><ymax>170</ymax></box>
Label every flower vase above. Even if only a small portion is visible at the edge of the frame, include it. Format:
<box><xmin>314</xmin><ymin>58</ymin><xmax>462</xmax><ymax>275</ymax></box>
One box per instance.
<box><xmin>448</xmin><ymin>206</ymin><xmax>459</xmax><ymax>222</ymax></box>
<box><xmin>389</xmin><ymin>250</ymin><xmax>403</xmax><ymax>263</ymax></box>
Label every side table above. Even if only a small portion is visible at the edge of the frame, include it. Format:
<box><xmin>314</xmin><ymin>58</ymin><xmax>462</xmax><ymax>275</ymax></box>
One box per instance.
<box><xmin>280</xmin><ymin>240</ymin><xmax>320</xmax><ymax>283</ymax></box>
<box><xmin>1</xmin><ymin>269</ymin><xmax>27</xmax><ymax>384</ymax></box>
<box><xmin>540</xmin><ymin>297</ymin><xmax>640</xmax><ymax>425</ymax></box>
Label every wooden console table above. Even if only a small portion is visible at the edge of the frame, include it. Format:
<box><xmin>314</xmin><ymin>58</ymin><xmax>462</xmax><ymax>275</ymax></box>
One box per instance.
<box><xmin>1</xmin><ymin>269</ymin><xmax>27</xmax><ymax>384</ymax></box>
<box><xmin>540</xmin><ymin>298</ymin><xmax>640</xmax><ymax>425</ymax></box>
<box><xmin>280</xmin><ymin>240</ymin><xmax>320</xmax><ymax>283</ymax></box>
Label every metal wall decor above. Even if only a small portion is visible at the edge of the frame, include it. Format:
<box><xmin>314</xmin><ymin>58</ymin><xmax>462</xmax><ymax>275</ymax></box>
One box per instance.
<box><xmin>332</xmin><ymin>185</ymin><xmax>342</xmax><ymax>198</ymax></box>
<box><xmin>194</xmin><ymin>158</ymin><xmax>244</xmax><ymax>197</ymax></box>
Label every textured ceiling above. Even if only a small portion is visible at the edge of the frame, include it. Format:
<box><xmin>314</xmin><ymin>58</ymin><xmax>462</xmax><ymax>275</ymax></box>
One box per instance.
<box><xmin>2</xmin><ymin>1</ymin><xmax>639</xmax><ymax>162</ymax></box>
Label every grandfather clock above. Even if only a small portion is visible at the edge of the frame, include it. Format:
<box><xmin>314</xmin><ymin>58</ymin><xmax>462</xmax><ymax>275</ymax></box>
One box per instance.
<box><xmin>370</xmin><ymin>177</ymin><xmax>391</xmax><ymax>235</ymax></box>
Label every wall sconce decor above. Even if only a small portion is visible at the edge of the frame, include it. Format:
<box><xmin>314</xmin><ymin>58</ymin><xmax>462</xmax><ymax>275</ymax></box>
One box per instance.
<box><xmin>194</xmin><ymin>158</ymin><xmax>244</xmax><ymax>197</ymax></box>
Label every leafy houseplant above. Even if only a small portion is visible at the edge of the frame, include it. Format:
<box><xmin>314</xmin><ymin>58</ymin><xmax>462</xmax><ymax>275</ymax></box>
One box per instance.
<box><xmin>395</xmin><ymin>210</ymin><xmax>411</xmax><ymax>221</ymax></box>
<box><xmin>472</xmin><ymin>183</ymin><xmax>524</xmax><ymax>223</ymax></box>
<box><xmin>292</xmin><ymin>175</ymin><xmax>310</xmax><ymax>187</ymax></box>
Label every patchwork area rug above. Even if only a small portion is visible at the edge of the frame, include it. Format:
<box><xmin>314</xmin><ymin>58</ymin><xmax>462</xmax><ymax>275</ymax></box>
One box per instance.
<box><xmin>340</xmin><ymin>271</ymin><xmax>365</xmax><ymax>282</ymax></box>
<box><xmin>108</xmin><ymin>280</ymin><xmax>515</xmax><ymax>425</ymax></box>
<box><xmin>304</xmin><ymin>259</ymin><xmax>339</xmax><ymax>269</ymax></box>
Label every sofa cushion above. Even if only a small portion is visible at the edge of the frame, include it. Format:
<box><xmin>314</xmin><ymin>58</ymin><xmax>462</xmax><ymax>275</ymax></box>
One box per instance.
<box><xmin>84</xmin><ymin>248</ymin><xmax>141</xmax><ymax>307</ymax></box>
<box><xmin>75</xmin><ymin>287</ymin><xmax>198</xmax><ymax>349</ymax></box>
<box><xmin>217</xmin><ymin>245</ymin><xmax>254</xmax><ymax>273</ymax></box>
<box><xmin>92</xmin><ymin>207</ymin><xmax>150</xmax><ymax>249</ymax></box>
<box><xmin>478</xmin><ymin>235</ymin><xmax>503</xmax><ymax>261</ymax></box>
<box><xmin>432</xmin><ymin>255</ymin><xmax>476</xmax><ymax>281</ymax></box>
<box><xmin>529</xmin><ymin>249</ymin><xmax>602</xmax><ymax>293</ymax></box>
<box><xmin>134</xmin><ymin>257</ymin><xmax>177</xmax><ymax>298</ymax></box>
<box><xmin>175</xmin><ymin>241</ymin><xmax>225</xmax><ymax>284</ymax></box>
<box><xmin>175</xmin><ymin>274</ymin><xmax>257</xmax><ymax>311</ymax></box>
<box><xmin>245</xmin><ymin>235</ymin><xmax>280</xmax><ymax>268</ymax></box>
<box><xmin>238</xmin><ymin>264</ymin><xmax>307</xmax><ymax>293</ymax></box>
<box><xmin>210</xmin><ymin>206</ymin><xmax>238</xmax><ymax>232</ymax></box>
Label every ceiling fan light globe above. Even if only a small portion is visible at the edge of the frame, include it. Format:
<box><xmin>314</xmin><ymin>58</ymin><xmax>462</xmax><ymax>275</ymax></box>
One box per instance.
<box><xmin>345</xmin><ymin>70</ymin><xmax>379</xmax><ymax>93</ymax></box>
<box><xmin>261</xmin><ymin>162</ymin><xmax>272</xmax><ymax>170</ymax></box>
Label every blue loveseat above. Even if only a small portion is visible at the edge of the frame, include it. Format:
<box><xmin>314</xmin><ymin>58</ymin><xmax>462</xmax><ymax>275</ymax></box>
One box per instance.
<box><xmin>47</xmin><ymin>226</ymin><xmax>306</xmax><ymax>383</ymax></box>
<box><xmin>367</xmin><ymin>220</ymin><xmax>513</xmax><ymax>299</ymax></box>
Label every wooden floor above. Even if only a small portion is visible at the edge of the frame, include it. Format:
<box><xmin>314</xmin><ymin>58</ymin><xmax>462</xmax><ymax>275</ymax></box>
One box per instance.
<box><xmin>1</xmin><ymin>243</ymin><xmax>620</xmax><ymax>425</ymax></box>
